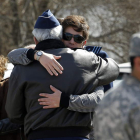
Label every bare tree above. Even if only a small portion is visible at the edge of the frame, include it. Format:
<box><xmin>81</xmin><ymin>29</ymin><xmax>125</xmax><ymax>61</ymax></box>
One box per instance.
<box><xmin>0</xmin><ymin>0</ymin><xmax>140</xmax><ymax>63</ymax></box>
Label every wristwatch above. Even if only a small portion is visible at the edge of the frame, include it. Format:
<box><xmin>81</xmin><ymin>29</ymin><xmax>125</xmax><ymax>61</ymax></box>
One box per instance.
<box><xmin>35</xmin><ymin>51</ymin><xmax>43</xmax><ymax>61</ymax></box>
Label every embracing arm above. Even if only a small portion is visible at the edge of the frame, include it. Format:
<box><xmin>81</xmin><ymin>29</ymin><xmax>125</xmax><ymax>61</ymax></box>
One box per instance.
<box><xmin>7</xmin><ymin>44</ymin><xmax>36</xmax><ymax>65</ymax></box>
<box><xmin>38</xmin><ymin>86</ymin><xmax>104</xmax><ymax>113</ymax></box>
<box><xmin>8</xmin><ymin>47</ymin><xmax>63</xmax><ymax>76</ymax></box>
<box><xmin>8</xmin><ymin>48</ymin><xmax>32</xmax><ymax>65</ymax></box>
<box><xmin>67</xmin><ymin>86</ymin><xmax>104</xmax><ymax>112</ymax></box>
<box><xmin>93</xmin><ymin>56</ymin><xmax>119</xmax><ymax>86</ymax></box>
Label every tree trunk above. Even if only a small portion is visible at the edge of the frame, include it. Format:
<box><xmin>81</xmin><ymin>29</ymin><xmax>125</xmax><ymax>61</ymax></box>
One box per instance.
<box><xmin>10</xmin><ymin>0</ymin><xmax>21</xmax><ymax>47</ymax></box>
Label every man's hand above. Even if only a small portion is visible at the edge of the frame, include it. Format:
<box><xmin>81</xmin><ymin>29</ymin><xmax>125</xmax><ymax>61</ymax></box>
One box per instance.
<box><xmin>36</xmin><ymin>52</ymin><xmax>64</xmax><ymax>76</ymax></box>
<box><xmin>38</xmin><ymin>85</ymin><xmax>62</xmax><ymax>109</ymax></box>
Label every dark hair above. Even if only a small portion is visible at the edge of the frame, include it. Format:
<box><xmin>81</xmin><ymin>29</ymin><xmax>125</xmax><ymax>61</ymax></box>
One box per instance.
<box><xmin>62</xmin><ymin>15</ymin><xmax>89</xmax><ymax>40</ymax></box>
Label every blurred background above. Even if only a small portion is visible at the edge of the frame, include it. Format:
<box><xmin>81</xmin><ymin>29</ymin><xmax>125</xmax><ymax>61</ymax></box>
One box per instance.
<box><xmin>0</xmin><ymin>0</ymin><xmax>140</xmax><ymax>63</ymax></box>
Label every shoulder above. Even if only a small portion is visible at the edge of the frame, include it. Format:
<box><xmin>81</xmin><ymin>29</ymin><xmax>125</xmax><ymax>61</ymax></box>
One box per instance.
<box><xmin>96</xmin><ymin>82</ymin><xmax>127</xmax><ymax>115</ymax></box>
<box><xmin>75</xmin><ymin>49</ymin><xmax>99</xmax><ymax>62</ymax></box>
<box><xmin>95</xmin><ymin>85</ymin><xmax>140</xmax><ymax>140</ymax></box>
<box><xmin>96</xmin><ymin>79</ymin><xmax>139</xmax><ymax>121</ymax></box>
<box><xmin>98</xmin><ymin>50</ymin><xmax>109</xmax><ymax>58</ymax></box>
<box><xmin>84</xmin><ymin>46</ymin><xmax>109</xmax><ymax>58</ymax></box>
<box><xmin>10</xmin><ymin>64</ymin><xmax>26</xmax><ymax>80</ymax></box>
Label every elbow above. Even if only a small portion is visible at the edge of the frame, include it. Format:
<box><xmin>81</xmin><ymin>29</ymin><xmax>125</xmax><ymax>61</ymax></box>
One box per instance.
<box><xmin>10</xmin><ymin>118</ymin><xmax>23</xmax><ymax>125</ymax></box>
<box><xmin>107</xmin><ymin>58</ymin><xmax>120</xmax><ymax>81</ymax></box>
<box><xmin>112</xmin><ymin>63</ymin><xmax>120</xmax><ymax>80</ymax></box>
<box><xmin>8</xmin><ymin>115</ymin><xmax>24</xmax><ymax>125</ymax></box>
<box><xmin>5</xmin><ymin>108</ymin><xmax>24</xmax><ymax>125</ymax></box>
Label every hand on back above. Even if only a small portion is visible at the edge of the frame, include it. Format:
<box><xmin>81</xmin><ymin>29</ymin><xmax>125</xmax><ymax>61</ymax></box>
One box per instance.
<box><xmin>38</xmin><ymin>85</ymin><xmax>62</xmax><ymax>108</ymax></box>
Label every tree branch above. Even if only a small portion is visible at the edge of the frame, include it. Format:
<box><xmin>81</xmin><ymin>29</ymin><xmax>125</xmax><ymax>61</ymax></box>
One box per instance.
<box><xmin>88</xmin><ymin>28</ymin><xmax>132</xmax><ymax>41</ymax></box>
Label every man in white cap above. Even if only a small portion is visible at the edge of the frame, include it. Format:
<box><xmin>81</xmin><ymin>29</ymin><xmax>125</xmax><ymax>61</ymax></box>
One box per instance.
<box><xmin>5</xmin><ymin>10</ymin><xmax>119</xmax><ymax>140</ymax></box>
<box><xmin>94</xmin><ymin>32</ymin><xmax>140</xmax><ymax>140</ymax></box>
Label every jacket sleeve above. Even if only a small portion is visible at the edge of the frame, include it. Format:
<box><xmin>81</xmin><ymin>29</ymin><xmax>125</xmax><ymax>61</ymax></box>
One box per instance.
<box><xmin>7</xmin><ymin>48</ymin><xmax>32</xmax><ymax>65</ymax></box>
<box><xmin>0</xmin><ymin>118</ymin><xmax>21</xmax><ymax>135</ymax></box>
<box><xmin>97</xmin><ymin>50</ymin><xmax>114</xmax><ymax>92</ymax></box>
<box><xmin>60</xmin><ymin>86</ymin><xmax>104</xmax><ymax>113</ymax></box>
<box><xmin>68</xmin><ymin>86</ymin><xmax>104</xmax><ymax>112</ymax></box>
<box><xmin>5</xmin><ymin>68</ymin><xmax>26</xmax><ymax>125</ymax></box>
<box><xmin>93</xmin><ymin>55</ymin><xmax>119</xmax><ymax>86</ymax></box>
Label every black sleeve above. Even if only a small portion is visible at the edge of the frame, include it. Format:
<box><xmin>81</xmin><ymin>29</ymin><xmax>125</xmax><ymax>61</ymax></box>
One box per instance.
<box><xmin>60</xmin><ymin>92</ymin><xmax>70</xmax><ymax>108</ymax></box>
<box><xmin>26</xmin><ymin>49</ymin><xmax>36</xmax><ymax>61</ymax></box>
<box><xmin>0</xmin><ymin>118</ymin><xmax>21</xmax><ymax>135</ymax></box>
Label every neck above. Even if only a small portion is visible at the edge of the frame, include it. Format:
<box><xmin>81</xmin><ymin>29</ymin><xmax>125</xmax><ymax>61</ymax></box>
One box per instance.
<box><xmin>131</xmin><ymin>70</ymin><xmax>140</xmax><ymax>81</ymax></box>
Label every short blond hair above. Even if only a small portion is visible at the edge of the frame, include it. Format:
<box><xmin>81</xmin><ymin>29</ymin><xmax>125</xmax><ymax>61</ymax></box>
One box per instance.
<box><xmin>0</xmin><ymin>55</ymin><xmax>8</xmax><ymax>78</ymax></box>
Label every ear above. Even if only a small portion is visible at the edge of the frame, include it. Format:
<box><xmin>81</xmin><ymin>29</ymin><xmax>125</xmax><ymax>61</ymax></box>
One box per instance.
<box><xmin>33</xmin><ymin>37</ymin><xmax>39</xmax><ymax>45</ymax></box>
<box><xmin>82</xmin><ymin>40</ymin><xmax>87</xmax><ymax>48</ymax></box>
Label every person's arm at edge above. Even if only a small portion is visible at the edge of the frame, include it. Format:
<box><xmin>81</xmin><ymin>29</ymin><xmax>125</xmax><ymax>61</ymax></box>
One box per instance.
<box><xmin>5</xmin><ymin>68</ymin><xmax>25</xmax><ymax>125</ymax></box>
<box><xmin>0</xmin><ymin>118</ymin><xmax>21</xmax><ymax>135</ymax></box>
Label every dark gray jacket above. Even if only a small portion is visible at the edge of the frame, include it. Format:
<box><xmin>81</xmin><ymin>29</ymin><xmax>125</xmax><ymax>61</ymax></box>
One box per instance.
<box><xmin>6</xmin><ymin>39</ymin><xmax>119</xmax><ymax>138</ymax></box>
